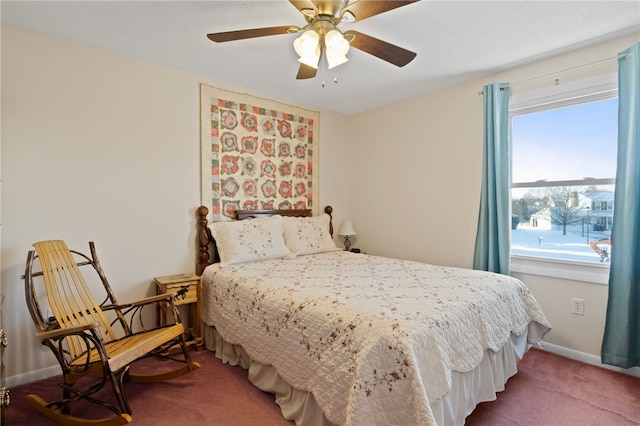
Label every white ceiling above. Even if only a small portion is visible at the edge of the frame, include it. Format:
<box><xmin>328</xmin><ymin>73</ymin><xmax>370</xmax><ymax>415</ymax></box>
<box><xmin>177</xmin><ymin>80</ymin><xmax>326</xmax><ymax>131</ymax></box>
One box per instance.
<box><xmin>2</xmin><ymin>1</ymin><xmax>639</xmax><ymax>115</ymax></box>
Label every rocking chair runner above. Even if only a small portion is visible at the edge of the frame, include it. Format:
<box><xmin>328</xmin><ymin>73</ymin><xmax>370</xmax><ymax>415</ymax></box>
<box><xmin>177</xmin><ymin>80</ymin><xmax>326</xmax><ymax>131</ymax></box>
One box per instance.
<box><xmin>23</xmin><ymin>240</ymin><xmax>201</xmax><ymax>426</ymax></box>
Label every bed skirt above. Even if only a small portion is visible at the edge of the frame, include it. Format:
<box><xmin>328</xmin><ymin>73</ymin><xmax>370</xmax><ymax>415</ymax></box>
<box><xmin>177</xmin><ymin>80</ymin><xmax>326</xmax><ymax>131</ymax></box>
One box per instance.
<box><xmin>204</xmin><ymin>324</ymin><xmax>532</xmax><ymax>426</ymax></box>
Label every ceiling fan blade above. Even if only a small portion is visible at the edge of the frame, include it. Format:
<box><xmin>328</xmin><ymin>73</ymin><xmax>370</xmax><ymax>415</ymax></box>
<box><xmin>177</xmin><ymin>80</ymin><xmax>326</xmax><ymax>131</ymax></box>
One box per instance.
<box><xmin>341</xmin><ymin>0</ymin><xmax>419</xmax><ymax>22</ymax></box>
<box><xmin>207</xmin><ymin>26</ymin><xmax>296</xmax><ymax>43</ymax></box>
<box><xmin>296</xmin><ymin>63</ymin><xmax>318</xmax><ymax>79</ymax></box>
<box><xmin>345</xmin><ymin>30</ymin><xmax>416</xmax><ymax>67</ymax></box>
<box><xmin>289</xmin><ymin>0</ymin><xmax>318</xmax><ymax>15</ymax></box>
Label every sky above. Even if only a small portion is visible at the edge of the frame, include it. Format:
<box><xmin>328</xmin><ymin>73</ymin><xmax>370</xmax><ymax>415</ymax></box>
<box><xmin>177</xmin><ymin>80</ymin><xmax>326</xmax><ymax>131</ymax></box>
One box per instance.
<box><xmin>512</xmin><ymin>97</ymin><xmax>618</xmax><ymax>185</ymax></box>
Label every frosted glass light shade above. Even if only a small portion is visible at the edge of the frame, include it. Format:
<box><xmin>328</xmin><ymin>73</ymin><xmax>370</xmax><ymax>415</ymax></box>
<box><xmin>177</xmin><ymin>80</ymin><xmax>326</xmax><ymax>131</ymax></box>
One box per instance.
<box><xmin>294</xmin><ymin>30</ymin><xmax>321</xmax><ymax>68</ymax></box>
<box><xmin>325</xmin><ymin>29</ymin><xmax>350</xmax><ymax>69</ymax></box>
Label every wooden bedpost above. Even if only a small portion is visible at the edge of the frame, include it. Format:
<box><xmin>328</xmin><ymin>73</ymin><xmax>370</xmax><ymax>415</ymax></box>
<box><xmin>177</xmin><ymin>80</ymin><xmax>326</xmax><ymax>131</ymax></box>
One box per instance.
<box><xmin>196</xmin><ymin>206</ymin><xmax>210</xmax><ymax>275</ymax></box>
<box><xmin>324</xmin><ymin>205</ymin><xmax>334</xmax><ymax>237</ymax></box>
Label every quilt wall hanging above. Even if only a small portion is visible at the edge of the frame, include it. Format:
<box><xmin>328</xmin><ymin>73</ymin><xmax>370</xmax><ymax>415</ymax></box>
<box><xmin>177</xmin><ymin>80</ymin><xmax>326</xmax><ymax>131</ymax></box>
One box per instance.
<box><xmin>200</xmin><ymin>84</ymin><xmax>320</xmax><ymax>221</ymax></box>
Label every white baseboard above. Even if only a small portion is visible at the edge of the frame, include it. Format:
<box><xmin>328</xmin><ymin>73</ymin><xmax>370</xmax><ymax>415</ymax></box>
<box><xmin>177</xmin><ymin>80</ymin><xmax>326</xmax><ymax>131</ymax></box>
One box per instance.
<box><xmin>6</xmin><ymin>365</ymin><xmax>59</xmax><ymax>388</ymax></box>
<box><xmin>537</xmin><ymin>340</ymin><xmax>640</xmax><ymax>378</ymax></box>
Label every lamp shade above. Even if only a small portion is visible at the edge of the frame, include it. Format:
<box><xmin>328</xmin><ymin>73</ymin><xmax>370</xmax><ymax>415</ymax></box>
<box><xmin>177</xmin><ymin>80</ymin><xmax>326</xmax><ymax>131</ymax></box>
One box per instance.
<box><xmin>339</xmin><ymin>220</ymin><xmax>356</xmax><ymax>236</ymax></box>
<box><xmin>325</xmin><ymin>29</ymin><xmax>350</xmax><ymax>69</ymax></box>
<box><xmin>294</xmin><ymin>29</ymin><xmax>321</xmax><ymax>69</ymax></box>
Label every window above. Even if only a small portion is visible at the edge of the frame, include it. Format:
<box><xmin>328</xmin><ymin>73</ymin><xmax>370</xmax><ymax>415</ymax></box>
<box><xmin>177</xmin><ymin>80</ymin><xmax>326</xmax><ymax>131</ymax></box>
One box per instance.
<box><xmin>510</xmin><ymin>74</ymin><xmax>617</xmax><ymax>284</ymax></box>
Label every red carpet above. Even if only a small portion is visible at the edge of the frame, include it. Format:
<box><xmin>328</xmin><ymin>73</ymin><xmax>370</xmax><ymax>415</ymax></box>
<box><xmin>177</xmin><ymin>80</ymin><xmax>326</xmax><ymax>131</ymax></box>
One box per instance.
<box><xmin>466</xmin><ymin>348</ymin><xmax>640</xmax><ymax>425</ymax></box>
<box><xmin>5</xmin><ymin>348</ymin><xmax>640</xmax><ymax>425</ymax></box>
<box><xmin>5</xmin><ymin>350</ymin><xmax>292</xmax><ymax>426</ymax></box>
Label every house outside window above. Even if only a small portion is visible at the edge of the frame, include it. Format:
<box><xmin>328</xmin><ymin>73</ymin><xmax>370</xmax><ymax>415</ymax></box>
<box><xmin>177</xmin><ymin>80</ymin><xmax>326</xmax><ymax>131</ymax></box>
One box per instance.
<box><xmin>509</xmin><ymin>74</ymin><xmax>617</xmax><ymax>284</ymax></box>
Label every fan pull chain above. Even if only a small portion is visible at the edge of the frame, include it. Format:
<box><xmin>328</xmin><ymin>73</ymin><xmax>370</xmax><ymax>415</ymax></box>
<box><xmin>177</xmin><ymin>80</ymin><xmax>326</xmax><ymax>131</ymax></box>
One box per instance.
<box><xmin>321</xmin><ymin>77</ymin><xmax>339</xmax><ymax>88</ymax></box>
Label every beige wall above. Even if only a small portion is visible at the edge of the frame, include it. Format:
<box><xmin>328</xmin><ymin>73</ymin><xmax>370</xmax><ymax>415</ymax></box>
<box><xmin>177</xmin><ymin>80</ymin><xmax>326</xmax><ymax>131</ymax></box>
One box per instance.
<box><xmin>348</xmin><ymin>33</ymin><xmax>639</xmax><ymax>358</ymax></box>
<box><xmin>0</xmin><ymin>25</ymin><xmax>353</xmax><ymax>384</ymax></box>
<box><xmin>2</xmin><ymin>24</ymin><xmax>638</xmax><ymax>384</ymax></box>
<box><xmin>348</xmin><ymin>81</ymin><xmax>484</xmax><ymax>267</ymax></box>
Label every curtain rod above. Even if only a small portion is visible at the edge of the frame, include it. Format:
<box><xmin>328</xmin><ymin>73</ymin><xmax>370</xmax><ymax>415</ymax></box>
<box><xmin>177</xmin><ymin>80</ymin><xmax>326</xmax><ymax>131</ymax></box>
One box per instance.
<box><xmin>477</xmin><ymin>52</ymin><xmax>629</xmax><ymax>95</ymax></box>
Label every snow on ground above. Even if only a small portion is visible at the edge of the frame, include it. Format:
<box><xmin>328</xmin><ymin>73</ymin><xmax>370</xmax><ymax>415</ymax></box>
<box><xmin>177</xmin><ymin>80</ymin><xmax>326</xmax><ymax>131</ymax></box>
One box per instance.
<box><xmin>512</xmin><ymin>224</ymin><xmax>612</xmax><ymax>263</ymax></box>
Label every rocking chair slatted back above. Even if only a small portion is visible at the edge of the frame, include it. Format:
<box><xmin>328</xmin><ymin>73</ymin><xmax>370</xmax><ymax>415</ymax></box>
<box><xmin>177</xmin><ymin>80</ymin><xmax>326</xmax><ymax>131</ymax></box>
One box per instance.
<box><xmin>24</xmin><ymin>240</ymin><xmax>201</xmax><ymax>425</ymax></box>
<box><xmin>34</xmin><ymin>240</ymin><xmax>117</xmax><ymax>359</ymax></box>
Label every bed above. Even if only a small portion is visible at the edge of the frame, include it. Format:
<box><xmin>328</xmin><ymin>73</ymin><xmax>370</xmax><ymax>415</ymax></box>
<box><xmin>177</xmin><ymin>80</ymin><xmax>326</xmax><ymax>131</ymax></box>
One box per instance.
<box><xmin>195</xmin><ymin>205</ymin><xmax>551</xmax><ymax>426</ymax></box>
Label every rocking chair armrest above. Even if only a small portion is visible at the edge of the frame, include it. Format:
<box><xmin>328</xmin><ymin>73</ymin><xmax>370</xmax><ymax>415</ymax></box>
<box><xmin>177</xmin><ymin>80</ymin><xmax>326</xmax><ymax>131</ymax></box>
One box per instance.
<box><xmin>115</xmin><ymin>292</ymin><xmax>177</xmax><ymax>310</ymax></box>
<box><xmin>36</xmin><ymin>322</ymin><xmax>99</xmax><ymax>341</ymax></box>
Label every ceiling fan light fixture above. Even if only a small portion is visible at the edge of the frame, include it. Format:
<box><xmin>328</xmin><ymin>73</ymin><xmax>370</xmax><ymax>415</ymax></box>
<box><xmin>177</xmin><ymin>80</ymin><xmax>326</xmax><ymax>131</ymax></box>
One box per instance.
<box><xmin>298</xmin><ymin>47</ymin><xmax>321</xmax><ymax>69</ymax></box>
<box><xmin>327</xmin><ymin>53</ymin><xmax>349</xmax><ymax>69</ymax></box>
<box><xmin>325</xmin><ymin>29</ymin><xmax>350</xmax><ymax>69</ymax></box>
<box><xmin>294</xmin><ymin>29</ymin><xmax>321</xmax><ymax>69</ymax></box>
<box><xmin>208</xmin><ymin>1</ymin><xmax>418</xmax><ymax>79</ymax></box>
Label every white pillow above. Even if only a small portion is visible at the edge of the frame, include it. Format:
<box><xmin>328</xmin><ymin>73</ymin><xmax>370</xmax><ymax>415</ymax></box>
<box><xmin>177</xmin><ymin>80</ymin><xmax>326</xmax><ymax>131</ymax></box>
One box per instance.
<box><xmin>209</xmin><ymin>215</ymin><xmax>292</xmax><ymax>265</ymax></box>
<box><xmin>282</xmin><ymin>214</ymin><xmax>340</xmax><ymax>255</ymax></box>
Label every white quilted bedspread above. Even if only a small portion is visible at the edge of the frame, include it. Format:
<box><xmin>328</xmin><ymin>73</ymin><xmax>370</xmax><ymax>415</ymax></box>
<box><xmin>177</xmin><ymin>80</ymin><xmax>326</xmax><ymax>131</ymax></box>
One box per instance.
<box><xmin>201</xmin><ymin>251</ymin><xmax>550</xmax><ymax>426</ymax></box>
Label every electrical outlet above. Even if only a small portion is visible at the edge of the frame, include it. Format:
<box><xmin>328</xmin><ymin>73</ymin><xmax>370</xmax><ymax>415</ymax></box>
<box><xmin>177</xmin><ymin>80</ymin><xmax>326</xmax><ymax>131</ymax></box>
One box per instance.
<box><xmin>571</xmin><ymin>298</ymin><xmax>585</xmax><ymax>315</ymax></box>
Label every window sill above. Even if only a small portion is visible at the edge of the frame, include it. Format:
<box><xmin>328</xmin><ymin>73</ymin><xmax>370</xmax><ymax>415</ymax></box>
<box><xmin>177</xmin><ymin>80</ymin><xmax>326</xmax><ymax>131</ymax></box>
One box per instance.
<box><xmin>511</xmin><ymin>255</ymin><xmax>610</xmax><ymax>285</ymax></box>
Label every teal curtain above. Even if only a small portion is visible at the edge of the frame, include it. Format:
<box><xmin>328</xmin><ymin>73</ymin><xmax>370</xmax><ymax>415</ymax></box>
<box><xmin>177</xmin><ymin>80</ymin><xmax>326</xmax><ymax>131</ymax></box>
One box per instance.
<box><xmin>473</xmin><ymin>83</ymin><xmax>511</xmax><ymax>274</ymax></box>
<box><xmin>601</xmin><ymin>43</ymin><xmax>640</xmax><ymax>369</ymax></box>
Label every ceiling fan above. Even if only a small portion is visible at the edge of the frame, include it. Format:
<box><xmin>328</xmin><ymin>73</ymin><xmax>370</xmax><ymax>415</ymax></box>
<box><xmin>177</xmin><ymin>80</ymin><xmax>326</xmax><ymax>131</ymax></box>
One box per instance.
<box><xmin>207</xmin><ymin>0</ymin><xmax>419</xmax><ymax>79</ymax></box>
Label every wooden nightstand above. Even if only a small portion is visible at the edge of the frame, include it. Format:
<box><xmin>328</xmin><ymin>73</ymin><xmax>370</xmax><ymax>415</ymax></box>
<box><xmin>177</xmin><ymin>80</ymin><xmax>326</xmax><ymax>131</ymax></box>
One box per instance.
<box><xmin>154</xmin><ymin>273</ymin><xmax>202</xmax><ymax>350</ymax></box>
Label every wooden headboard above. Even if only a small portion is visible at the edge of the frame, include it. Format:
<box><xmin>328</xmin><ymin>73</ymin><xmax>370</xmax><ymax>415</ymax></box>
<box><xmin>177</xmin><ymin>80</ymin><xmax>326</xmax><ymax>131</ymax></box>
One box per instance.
<box><xmin>196</xmin><ymin>205</ymin><xmax>334</xmax><ymax>275</ymax></box>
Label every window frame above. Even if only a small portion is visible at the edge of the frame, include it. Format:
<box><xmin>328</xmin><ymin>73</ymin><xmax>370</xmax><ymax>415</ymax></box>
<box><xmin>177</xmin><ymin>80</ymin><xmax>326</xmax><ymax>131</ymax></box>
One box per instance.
<box><xmin>509</xmin><ymin>73</ymin><xmax>617</xmax><ymax>285</ymax></box>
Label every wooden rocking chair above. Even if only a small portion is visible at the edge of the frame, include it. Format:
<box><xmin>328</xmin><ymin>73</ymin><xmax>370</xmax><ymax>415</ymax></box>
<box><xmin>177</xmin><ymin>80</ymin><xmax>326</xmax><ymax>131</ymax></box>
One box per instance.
<box><xmin>23</xmin><ymin>240</ymin><xmax>201</xmax><ymax>426</ymax></box>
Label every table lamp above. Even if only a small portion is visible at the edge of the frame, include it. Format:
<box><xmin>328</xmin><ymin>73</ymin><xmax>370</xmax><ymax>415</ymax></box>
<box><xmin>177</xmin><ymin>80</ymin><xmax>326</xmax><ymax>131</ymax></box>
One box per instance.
<box><xmin>339</xmin><ymin>220</ymin><xmax>356</xmax><ymax>251</ymax></box>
